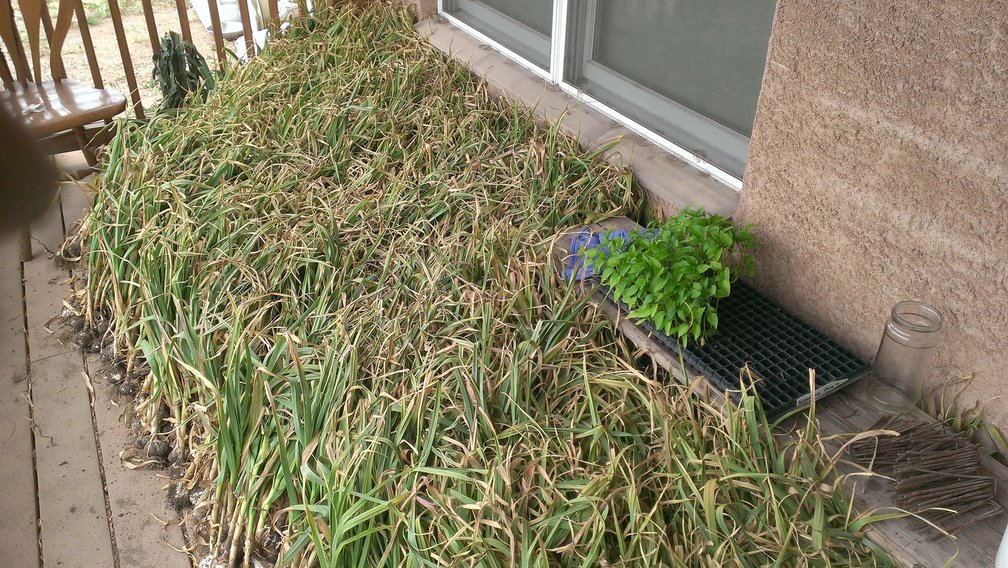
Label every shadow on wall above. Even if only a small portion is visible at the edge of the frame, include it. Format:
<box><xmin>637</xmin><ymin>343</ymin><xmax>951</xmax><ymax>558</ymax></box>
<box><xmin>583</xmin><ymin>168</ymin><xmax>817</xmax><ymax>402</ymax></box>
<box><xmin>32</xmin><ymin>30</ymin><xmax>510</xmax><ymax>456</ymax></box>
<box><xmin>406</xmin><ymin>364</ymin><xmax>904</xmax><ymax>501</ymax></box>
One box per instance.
<box><xmin>736</xmin><ymin>0</ymin><xmax>1008</xmax><ymax>428</ymax></box>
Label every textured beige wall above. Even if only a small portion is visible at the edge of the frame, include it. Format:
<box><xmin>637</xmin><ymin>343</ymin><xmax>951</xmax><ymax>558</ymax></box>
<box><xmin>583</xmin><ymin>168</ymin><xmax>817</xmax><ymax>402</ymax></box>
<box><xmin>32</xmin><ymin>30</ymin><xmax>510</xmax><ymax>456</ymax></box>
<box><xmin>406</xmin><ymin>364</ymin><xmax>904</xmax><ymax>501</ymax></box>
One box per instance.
<box><xmin>413</xmin><ymin>0</ymin><xmax>437</xmax><ymax>19</ymax></box>
<box><xmin>403</xmin><ymin>0</ymin><xmax>436</xmax><ymax>19</ymax></box>
<box><xmin>737</xmin><ymin>0</ymin><xmax>1008</xmax><ymax>426</ymax></box>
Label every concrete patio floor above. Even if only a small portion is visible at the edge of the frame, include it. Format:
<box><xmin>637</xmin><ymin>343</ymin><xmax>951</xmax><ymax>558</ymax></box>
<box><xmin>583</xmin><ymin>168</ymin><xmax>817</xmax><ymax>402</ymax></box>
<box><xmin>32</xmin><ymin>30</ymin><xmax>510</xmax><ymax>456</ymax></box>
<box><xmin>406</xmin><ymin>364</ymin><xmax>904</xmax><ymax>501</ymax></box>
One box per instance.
<box><xmin>0</xmin><ymin>171</ymin><xmax>191</xmax><ymax>567</ymax></box>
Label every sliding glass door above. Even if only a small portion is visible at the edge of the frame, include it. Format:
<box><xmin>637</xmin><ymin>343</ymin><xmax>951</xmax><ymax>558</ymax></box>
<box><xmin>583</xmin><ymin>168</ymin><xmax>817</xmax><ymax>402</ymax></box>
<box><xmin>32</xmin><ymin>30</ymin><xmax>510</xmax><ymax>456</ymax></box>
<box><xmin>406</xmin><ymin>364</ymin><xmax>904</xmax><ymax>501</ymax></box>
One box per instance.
<box><xmin>564</xmin><ymin>0</ymin><xmax>775</xmax><ymax>178</ymax></box>
<box><xmin>442</xmin><ymin>0</ymin><xmax>776</xmax><ymax>180</ymax></box>
<box><xmin>443</xmin><ymin>0</ymin><xmax>554</xmax><ymax>69</ymax></box>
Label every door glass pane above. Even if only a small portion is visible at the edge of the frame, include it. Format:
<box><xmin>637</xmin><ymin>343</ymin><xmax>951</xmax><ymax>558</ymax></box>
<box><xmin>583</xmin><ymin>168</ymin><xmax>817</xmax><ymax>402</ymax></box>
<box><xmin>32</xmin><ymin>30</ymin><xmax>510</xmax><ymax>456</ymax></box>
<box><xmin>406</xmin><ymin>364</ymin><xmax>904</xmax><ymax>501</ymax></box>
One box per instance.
<box><xmin>446</xmin><ymin>0</ymin><xmax>553</xmax><ymax>70</ymax></box>
<box><xmin>566</xmin><ymin>0</ymin><xmax>776</xmax><ymax>177</ymax></box>
<box><xmin>478</xmin><ymin>0</ymin><xmax>552</xmax><ymax>37</ymax></box>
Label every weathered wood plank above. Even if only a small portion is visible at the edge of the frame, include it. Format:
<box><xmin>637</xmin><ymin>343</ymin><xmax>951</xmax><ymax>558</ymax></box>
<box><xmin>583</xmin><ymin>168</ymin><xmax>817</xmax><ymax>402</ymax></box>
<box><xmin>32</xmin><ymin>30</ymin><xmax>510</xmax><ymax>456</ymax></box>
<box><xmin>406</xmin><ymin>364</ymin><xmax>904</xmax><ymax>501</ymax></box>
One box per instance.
<box><xmin>553</xmin><ymin>216</ymin><xmax>1008</xmax><ymax>567</ymax></box>
<box><xmin>29</xmin><ymin>190</ymin><xmax>66</xmax><ymax>259</ymax></box>
<box><xmin>0</xmin><ymin>234</ymin><xmax>40</xmax><ymax>568</ymax></box>
<box><xmin>60</xmin><ymin>181</ymin><xmax>93</xmax><ymax>230</ymax></box>
<box><xmin>66</xmin><ymin>183</ymin><xmax>191</xmax><ymax>568</ymax></box>
<box><xmin>85</xmin><ymin>353</ymin><xmax>192</xmax><ymax>568</ymax></box>
<box><xmin>24</xmin><ymin>194</ymin><xmax>72</xmax><ymax>362</ymax></box>
<box><xmin>814</xmin><ymin>383</ymin><xmax>1008</xmax><ymax>568</ymax></box>
<box><xmin>25</xmin><ymin>200</ymin><xmax>115</xmax><ymax>568</ymax></box>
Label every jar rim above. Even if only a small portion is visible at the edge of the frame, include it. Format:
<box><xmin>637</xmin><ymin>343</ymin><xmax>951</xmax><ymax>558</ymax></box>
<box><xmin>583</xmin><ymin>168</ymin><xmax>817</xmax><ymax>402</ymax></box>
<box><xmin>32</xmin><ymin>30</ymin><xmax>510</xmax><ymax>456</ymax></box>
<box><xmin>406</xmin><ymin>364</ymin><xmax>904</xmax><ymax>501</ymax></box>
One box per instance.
<box><xmin>891</xmin><ymin>300</ymin><xmax>943</xmax><ymax>332</ymax></box>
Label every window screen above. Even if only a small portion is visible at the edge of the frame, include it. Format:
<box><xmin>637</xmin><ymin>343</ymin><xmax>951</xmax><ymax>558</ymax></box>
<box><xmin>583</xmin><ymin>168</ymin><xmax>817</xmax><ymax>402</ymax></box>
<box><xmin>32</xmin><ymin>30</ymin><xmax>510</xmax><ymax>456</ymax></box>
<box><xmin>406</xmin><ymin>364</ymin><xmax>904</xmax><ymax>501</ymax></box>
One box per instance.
<box><xmin>444</xmin><ymin>0</ymin><xmax>554</xmax><ymax>70</ymax></box>
<box><xmin>566</xmin><ymin>0</ymin><xmax>775</xmax><ymax>178</ymax></box>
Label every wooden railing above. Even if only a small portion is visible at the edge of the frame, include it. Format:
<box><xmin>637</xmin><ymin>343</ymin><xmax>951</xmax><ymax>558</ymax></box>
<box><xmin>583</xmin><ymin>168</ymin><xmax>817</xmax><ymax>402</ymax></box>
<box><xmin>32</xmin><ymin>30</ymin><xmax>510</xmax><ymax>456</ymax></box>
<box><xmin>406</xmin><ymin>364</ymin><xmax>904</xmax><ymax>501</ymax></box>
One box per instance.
<box><xmin>1</xmin><ymin>0</ymin><xmax>292</xmax><ymax>124</ymax></box>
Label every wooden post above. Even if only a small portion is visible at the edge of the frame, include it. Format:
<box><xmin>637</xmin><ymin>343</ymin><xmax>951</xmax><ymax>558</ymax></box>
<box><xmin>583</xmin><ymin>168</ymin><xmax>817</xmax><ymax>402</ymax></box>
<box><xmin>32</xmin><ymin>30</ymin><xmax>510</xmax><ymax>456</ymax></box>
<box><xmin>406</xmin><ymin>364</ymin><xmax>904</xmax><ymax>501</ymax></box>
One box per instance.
<box><xmin>206</xmin><ymin>0</ymin><xmax>226</xmax><ymax>68</ymax></box>
<box><xmin>173</xmin><ymin>0</ymin><xmax>192</xmax><ymax>44</ymax></box>
<box><xmin>267</xmin><ymin>0</ymin><xmax>280</xmax><ymax>33</ymax></box>
<box><xmin>139</xmin><ymin>0</ymin><xmax>160</xmax><ymax>56</ymax></box>
<box><xmin>236</xmin><ymin>0</ymin><xmax>255</xmax><ymax>58</ymax></box>
<box><xmin>105</xmin><ymin>0</ymin><xmax>145</xmax><ymax>119</ymax></box>
<box><xmin>74</xmin><ymin>0</ymin><xmax>103</xmax><ymax>88</ymax></box>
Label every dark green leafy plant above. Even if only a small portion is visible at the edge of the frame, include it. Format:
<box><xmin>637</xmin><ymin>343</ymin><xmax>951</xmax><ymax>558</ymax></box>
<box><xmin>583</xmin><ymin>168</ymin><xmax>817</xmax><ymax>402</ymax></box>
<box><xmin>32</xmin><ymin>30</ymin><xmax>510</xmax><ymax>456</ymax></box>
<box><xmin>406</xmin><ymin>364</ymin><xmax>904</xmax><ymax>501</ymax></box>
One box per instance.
<box><xmin>587</xmin><ymin>209</ymin><xmax>755</xmax><ymax>344</ymax></box>
<box><xmin>153</xmin><ymin>31</ymin><xmax>215</xmax><ymax>110</ymax></box>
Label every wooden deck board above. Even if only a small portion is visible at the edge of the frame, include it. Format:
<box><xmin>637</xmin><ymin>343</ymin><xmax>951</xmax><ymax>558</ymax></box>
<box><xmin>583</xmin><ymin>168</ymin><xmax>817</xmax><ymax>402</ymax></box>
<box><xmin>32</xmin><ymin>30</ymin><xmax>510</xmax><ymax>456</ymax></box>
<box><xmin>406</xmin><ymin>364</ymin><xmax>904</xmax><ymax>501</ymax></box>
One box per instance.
<box><xmin>60</xmin><ymin>182</ymin><xmax>92</xmax><ymax>233</ymax></box>
<box><xmin>1</xmin><ymin>162</ymin><xmax>192</xmax><ymax>567</ymax></box>
<box><xmin>0</xmin><ymin>233</ymin><xmax>41</xmax><ymax>568</ymax></box>
<box><xmin>66</xmin><ymin>181</ymin><xmax>192</xmax><ymax>568</ymax></box>
<box><xmin>25</xmin><ymin>189</ymin><xmax>116</xmax><ymax>567</ymax></box>
<box><xmin>554</xmin><ymin>216</ymin><xmax>1008</xmax><ymax>567</ymax></box>
<box><xmin>85</xmin><ymin>353</ymin><xmax>192</xmax><ymax>568</ymax></box>
<box><xmin>814</xmin><ymin>384</ymin><xmax>1008</xmax><ymax>567</ymax></box>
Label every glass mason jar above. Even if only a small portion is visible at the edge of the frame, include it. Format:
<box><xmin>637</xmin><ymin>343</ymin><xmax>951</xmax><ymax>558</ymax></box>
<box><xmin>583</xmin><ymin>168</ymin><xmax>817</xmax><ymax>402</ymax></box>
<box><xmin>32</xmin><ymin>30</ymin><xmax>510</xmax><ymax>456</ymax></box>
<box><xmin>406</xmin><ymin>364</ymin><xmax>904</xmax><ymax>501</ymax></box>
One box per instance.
<box><xmin>868</xmin><ymin>301</ymin><xmax>944</xmax><ymax>413</ymax></box>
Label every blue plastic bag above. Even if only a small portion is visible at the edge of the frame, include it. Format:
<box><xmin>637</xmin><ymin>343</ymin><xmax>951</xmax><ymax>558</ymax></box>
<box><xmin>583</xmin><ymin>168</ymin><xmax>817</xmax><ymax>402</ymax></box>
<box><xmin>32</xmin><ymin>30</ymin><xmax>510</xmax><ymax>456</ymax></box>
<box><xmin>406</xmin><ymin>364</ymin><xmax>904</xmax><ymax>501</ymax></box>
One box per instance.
<box><xmin>563</xmin><ymin>227</ymin><xmax>631</xmax><ymax>281</ymax></box>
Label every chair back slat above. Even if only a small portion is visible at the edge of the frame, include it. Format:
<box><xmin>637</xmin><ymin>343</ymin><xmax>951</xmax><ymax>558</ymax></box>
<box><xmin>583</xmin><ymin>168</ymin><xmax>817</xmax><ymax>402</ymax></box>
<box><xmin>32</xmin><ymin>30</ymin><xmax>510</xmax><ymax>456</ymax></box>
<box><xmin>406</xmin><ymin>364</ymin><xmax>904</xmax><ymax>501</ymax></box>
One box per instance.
<box><xmin>49</xmin><ymin>0</ymin><xmax>75</xmax><ymax>79</ymax></box>
<box><xmin>5</xmin><ymin>0</ymin><xmax>79</xmax><ymax>86</ymax></box>
<box><xmin>0</xmin><ymin>0</ymin><xmax>31</xmax><ymax>83</ymax></box>
<box><xmin>16</xmin><ymin>0</ymin><xmax>43</xmax><ymax>83</ymax></box>
<box><xmin>39</xmin><ymin>1</ymin><xmax>66</xmax><ymax>79</ymax></box>
<box><xmin>0</xmin><ymin>47</ymin><xmax>14</xmax><ymax>89</ymax></box>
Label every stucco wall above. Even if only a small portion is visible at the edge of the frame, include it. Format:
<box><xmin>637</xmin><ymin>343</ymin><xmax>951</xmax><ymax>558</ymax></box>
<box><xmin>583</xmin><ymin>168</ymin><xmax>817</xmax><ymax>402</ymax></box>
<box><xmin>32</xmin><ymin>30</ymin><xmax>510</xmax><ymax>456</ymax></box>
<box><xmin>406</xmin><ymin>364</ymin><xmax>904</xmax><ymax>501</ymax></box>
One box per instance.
<box><xmin>403</xmin><ymin>0</ymin><xmax>436</xmax><ymax>19</ymax></box>
<box><xmin>737</xmin><ymin>1</ymin><xmax>1008</xmax><ymax>426</ymax></box>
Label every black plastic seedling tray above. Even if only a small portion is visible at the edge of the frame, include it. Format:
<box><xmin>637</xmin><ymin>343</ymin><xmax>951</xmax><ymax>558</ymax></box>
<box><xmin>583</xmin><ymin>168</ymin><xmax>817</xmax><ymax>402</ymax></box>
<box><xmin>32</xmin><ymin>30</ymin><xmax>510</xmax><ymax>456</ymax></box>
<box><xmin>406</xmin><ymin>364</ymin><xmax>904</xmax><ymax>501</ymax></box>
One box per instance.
<box><xmin>600</xmin><ymin>281</ymin><xmax>870</xmax><ymax>419</ymax></box>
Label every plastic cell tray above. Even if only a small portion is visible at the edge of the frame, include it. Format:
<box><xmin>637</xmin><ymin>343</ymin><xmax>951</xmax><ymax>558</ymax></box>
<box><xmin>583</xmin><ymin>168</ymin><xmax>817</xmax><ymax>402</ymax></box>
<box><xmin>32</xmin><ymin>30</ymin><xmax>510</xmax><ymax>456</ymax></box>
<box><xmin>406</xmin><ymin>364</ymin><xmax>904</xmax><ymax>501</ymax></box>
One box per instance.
<box><xmin>600</xmin><ymin>281</ymin><xmax>870</xmax><ymax>419</ymax></box>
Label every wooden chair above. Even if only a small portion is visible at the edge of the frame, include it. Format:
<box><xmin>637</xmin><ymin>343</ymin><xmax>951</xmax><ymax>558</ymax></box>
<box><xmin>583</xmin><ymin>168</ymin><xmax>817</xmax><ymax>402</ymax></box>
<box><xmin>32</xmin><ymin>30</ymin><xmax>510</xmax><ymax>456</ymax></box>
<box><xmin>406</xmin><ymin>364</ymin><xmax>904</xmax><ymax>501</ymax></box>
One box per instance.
<box><xmin>0</xmin><ymin>0</ymin><xmax>127</xmax><ymax>259</ymax></box>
